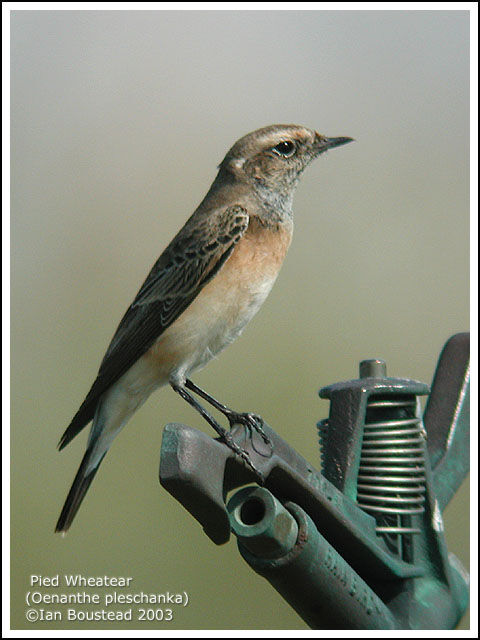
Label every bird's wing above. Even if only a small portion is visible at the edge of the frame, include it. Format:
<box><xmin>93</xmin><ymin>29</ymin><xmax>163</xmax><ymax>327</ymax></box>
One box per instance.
<box><xmin>58</xmin><ymin>205</ymin><xmax>249</xmax><ymax>450</ymax></box>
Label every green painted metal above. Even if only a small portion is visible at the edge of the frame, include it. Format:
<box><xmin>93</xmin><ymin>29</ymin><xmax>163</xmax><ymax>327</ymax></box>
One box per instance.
<box><xmin>159</xmin><ymin>333</ymin><xmax>470</xmax><ymax>629</ymax></box>
<box><xmin>229</xmin><ymin>488</ymin><xmax>400</xmax><ymax>630</ymax></box>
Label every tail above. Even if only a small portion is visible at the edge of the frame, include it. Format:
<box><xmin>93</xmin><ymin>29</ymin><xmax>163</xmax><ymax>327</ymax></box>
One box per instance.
<box><xmin>55</xmin><ymin>447</ymin><xmax>107</xmax><ymax>533</ymax></box>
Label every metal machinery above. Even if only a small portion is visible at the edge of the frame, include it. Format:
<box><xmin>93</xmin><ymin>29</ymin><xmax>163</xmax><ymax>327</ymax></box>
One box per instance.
<box><xmin>159</xmin><ymin>333</ymin><xmax>470</xmax><ymax>629</ymax></box>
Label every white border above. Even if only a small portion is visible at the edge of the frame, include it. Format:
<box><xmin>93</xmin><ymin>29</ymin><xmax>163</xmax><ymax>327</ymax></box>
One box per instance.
<box><xmin>3</xmin><ymin>3</ymin><xmax>477</xmax><ymax>638</ymax></box>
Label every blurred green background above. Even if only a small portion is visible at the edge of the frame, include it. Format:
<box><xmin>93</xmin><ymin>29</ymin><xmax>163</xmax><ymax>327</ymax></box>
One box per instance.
<box><xmin>11</xmin><ymin>9</ymin><xmax>470</xmax><ymax>631</ymax></box>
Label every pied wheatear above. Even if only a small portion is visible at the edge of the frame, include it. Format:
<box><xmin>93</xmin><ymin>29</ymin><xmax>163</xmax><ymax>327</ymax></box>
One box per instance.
<box><xmin>56</xmin><ymin>124</ymin><xmax>353</xmax><ymax>532</ymax></box>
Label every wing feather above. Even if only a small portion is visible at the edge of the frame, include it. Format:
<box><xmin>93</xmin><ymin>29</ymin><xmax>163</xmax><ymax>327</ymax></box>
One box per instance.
<box><xmin>58</xmin><ymin>205</ymin><xmax>249</xmax><ymax>450</ymax></box>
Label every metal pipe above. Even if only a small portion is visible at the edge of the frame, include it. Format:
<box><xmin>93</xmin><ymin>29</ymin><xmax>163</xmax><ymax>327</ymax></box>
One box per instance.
<box><xmin>228</xmin><ymin>486</ymin><xmax>399</xmax><ymax>630</ymax></box>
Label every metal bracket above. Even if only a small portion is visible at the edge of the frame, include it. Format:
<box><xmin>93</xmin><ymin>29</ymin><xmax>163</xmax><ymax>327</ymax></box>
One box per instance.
<box><xmin>159</xmin><ymin>333</ymin><xmax>469</xmax><ymax>629</ymax></box>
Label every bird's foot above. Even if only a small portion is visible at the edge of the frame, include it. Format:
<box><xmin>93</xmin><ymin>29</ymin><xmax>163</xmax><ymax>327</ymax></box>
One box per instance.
<box><xmin>226</xmin><ymin>411</ymin><xmax>272</xmax><ymax>448</ymax></box>
<box><xmin>182</xmin><ymin>379</ymin><xmax>273</xmax><ymax>452</ymax></box>
<box><xmin>170</xmin><ymin>380</ymin><xmax>268</xmax><ymax>480</ymax></box>
<box><xmin>222</xmin><ymin>431</ymin><xmax>265</xmax><ymax>483</ymax></box>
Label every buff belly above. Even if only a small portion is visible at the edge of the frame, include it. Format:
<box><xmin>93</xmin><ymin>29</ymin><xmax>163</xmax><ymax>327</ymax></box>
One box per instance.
<box><xmin>146</xmin><ymin>217</ymin><xmax>292</xmax><ymax>384</ymax></box>
<box><xmin>87</xmin><ymin>217</ymin><xmax>293</xmax><ymax>459</ymax></box>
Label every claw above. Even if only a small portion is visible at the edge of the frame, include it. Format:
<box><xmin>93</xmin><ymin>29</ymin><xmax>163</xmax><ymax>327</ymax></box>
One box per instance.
<box><xmin>222</xmin><ymin>431</ymin><xmax>265</xmax><ymax>481</ymax></box>
<box><xmin>227</xmin><ymin>411</ymin><xmax>273</xmax><ymax>448</ymax></box>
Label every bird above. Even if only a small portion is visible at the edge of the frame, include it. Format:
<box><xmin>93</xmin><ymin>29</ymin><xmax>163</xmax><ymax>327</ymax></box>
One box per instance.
<box><xmin>56</xmin><ymin>124</ymin><xmax>353</xmax><ymax>533</ymax></box>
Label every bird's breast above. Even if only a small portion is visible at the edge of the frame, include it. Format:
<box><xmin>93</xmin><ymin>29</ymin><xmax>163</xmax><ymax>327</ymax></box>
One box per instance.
<box><xmin>147</xmin><ymin>216</ymin><xmax>293</xmax><ymax>380</ymax></box>
<box><xmin>205</xmin><ymin>216</ymin><xmax>293</xmax><ymax>331</ymax></box>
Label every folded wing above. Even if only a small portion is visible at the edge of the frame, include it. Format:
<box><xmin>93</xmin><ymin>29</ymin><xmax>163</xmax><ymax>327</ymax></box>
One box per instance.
<box><xmin>58</xmin><ymin>205</ymin><xmax>249</xmax><ymax>450</ymax></box>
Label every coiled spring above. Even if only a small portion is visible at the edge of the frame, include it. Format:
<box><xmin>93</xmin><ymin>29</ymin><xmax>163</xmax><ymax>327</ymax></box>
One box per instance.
<box><xmin>356</xmin><ymin>394</ymin><xmax>426</xmax><ymax>546</ymax></box>
<box><xmin>318</xmin><ymin>418</ymin><xmax>329</xmax><ymax>468</ymax></box>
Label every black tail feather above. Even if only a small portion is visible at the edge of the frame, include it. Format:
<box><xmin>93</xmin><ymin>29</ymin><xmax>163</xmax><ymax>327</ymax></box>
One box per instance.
<box><xmin>55</xmin><ymin>448</ymin><xmax>106</xmax><ymax>533</ymax></box>
<box><xmin>58</xmin><ymin>399</ymin><xmax>97</xmax><ymax>451</ymax></box>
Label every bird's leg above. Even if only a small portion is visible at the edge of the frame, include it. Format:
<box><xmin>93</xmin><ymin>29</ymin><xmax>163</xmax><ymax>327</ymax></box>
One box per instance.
<box><xmin>184</xmin><ymin>379</ymin><xmax>272</xmax><ymax>447</ymax></box>
<box><xmin>170</xmin><ymin>381</ymin><xmax>264</xmax><ymax>481</ymax></box>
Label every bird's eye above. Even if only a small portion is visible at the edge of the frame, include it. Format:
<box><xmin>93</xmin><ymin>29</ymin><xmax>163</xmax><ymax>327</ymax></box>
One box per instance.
<box><xmin>272</xmin><ymin>140</ymin><xmax>296</xmax><ymax>158</ymax></box>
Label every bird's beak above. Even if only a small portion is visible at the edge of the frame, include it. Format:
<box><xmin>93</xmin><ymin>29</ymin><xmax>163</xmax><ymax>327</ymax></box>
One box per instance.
<box><xmin>314</xmin><ymin>133</ymin><xmax>354</xmax><ymax>155</ymax></box>
<box><xmin>325</xmin><ymin>136</ymin><xmax>354</xmax><ymax>148</ymax></box>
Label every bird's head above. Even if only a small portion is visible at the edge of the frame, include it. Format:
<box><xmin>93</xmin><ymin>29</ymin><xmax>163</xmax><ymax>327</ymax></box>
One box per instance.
<box><xmin>220</xmin><ymin>124</ymin><xmax>353</xmax><ymax>196</ymax></box>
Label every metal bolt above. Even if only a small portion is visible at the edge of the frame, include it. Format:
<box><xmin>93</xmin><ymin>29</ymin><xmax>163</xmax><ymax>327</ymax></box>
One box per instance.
<box><xmin>227</xmin><ymin>486</ymin><xmax>299</xmax><ymax>559</ymax></box>
<box><xmin>359</xmin><ymin>359</ymin><xmax>387</xmax><ymax>379</ymax></box>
